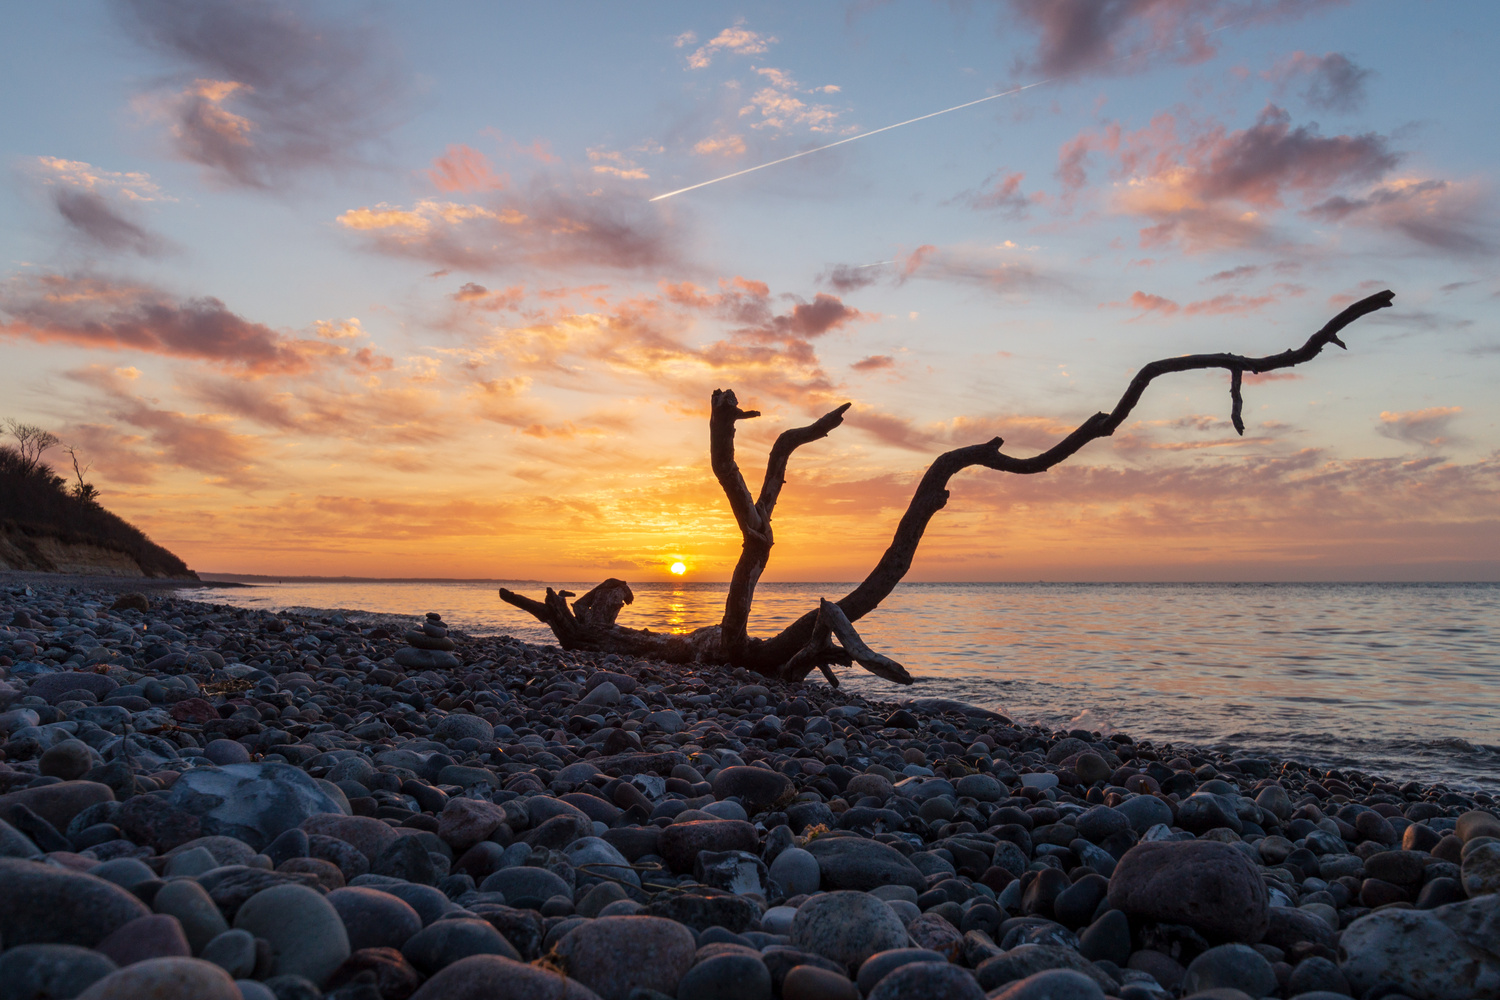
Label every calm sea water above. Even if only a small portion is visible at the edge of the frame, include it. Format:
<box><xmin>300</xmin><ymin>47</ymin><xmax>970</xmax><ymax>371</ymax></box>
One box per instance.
<box><xmin>176</xmin><ymin>580</ymin><xmax>1500</xmax><ymax>790</ymax></box>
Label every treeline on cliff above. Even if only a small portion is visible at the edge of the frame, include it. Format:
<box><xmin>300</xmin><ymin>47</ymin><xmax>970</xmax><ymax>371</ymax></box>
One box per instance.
<box><xmin>0</xmin><ymin>443</ymin><xmax>195</xmax><ymax>578</ymax></box>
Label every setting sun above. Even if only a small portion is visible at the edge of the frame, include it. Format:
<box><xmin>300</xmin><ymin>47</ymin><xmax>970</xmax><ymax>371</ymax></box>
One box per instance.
<box><xmin>670</xmin><ymin>561</ymin><xmax>686</xmax><ymax>575</ymax></box>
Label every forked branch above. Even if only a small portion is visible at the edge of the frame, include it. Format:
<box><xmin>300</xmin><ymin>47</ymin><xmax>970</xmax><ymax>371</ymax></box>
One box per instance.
<box><xmin>753</xmin><ymin>289</ymin><xmax>1396</xmax><ymax>664</ymax></box>
<box><xmin>501</xmin><ymin>290</ymin><xmax>1396</xmax><ymax>686</ymax></box>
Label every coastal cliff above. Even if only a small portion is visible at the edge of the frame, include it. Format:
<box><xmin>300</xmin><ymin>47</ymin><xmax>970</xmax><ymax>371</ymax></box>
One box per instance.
<box><xmin>0</xmin><ymin>452</ymin><xmax>196</xmax><ymax>580</ymax></box>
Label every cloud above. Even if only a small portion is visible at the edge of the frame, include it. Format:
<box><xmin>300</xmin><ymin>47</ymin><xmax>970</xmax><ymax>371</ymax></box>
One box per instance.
<box><xmin>819</xmin><ymin>264</ymin><xmax>885</xmax><ymax>293</ymax></box>
<box><xmin>119</xmin><ymin>0</ymin><xmax>407</xmax><ymax>187</ymax></box>
<box><xmin>1113</xmin><ymin>288</ymin><xmax>1283</xmax><ymax>317</ymax></box>
<box><xmin>51</xmin><ymin>189</ymin><xmax>170</xmax><ymax>257</ymax></box>
<box><xmin>684</xmin><ymin>23</ymin><xmax>776</xmax><ymax>69</ymax></box>
<box><xmin>1306</xmin><ymin>178</ymin><xmax>1492</xmax><ymax>255</ymax></box>
<box><xmin>1007</xmin><ymin>0</ymin><xmax>1348</xmax><ymax>79</ymax></box>
<box><xmin>587</xmin><ymin>148</ymin><xmax>649</xmax><ymax>180</ymax></box>
<box><xmin>851</xmin><ymin>355</ymin><xmax>896</xmax><ymax>372</ymax></box>
<box><xmin>337</xmin><ymin>174</ymin><xmax>682</xmax><ymax>274</ymax></box>
<box><xmin>1062</xmin><ymin>104</ymin><xmax>1401</xmax><ymax>251</ymax></box>
<box><xmin>1377</xmin><ymin>407</ymin><xmax>1463</xmax><ymax>449</ymax></box>
<box><xmin>693</xmin><ymin>133</ymin><xmax>748</xmax><ymax>157</ymax></box>
<box><xmin>0</xmin><ymin>272</ymin><xmax>381</xmax><ymax>376</ymax></box>
<box><xmin>959</xmin><ymin>171</ymin><xmax>1034</xmax><ymax>217</ymax></box>
<box><xmin>738</xmin><ymin>67</ymin><xmax>845</xmax><ymax>133</ymax></box>
<box><xmin>65</xmin><ymin>365</ymin><xmax>266</xmax><ymax>488</ymax></box>
<box><xmin>1268</xmin><ymin>51</ymin><xmax>1372</xmax><ymax>113</ymax></box>
<box><xmin>427</xmin><ymin>145</ymin><xmax>507</xmax><ymax>193</ymax></box>
<box><xmin>28</xmin><ymin>156</ymin><xmax>173</xmax><ymax>256</ymax></box>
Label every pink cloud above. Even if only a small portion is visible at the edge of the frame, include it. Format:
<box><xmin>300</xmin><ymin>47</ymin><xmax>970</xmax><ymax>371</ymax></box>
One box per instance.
<box><xmin>1007</xmin><ymin>0</ymin><xmax>1348</xmax><ymax>79</ymax></box>
<box><xmin>427</xmin><ymin>144</ymin><xmax>507</xmax><ymax>193</ymax></box>
<box><xmin>0</xmin><ymin>273</ymin><xmax>381</xmax><ymax>376</ymax></box>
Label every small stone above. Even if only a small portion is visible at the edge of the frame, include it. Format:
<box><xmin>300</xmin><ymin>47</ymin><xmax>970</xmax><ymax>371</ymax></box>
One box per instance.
<box><xmin>554</xmin><ymin>915</ymin><xmax>696</xmax><ymax>1000</ymax></box>
<box><xmin>434</xmin><ymin>713</ymin><xmax>494</xmax><ymax>743</ymax></box>
<box><xmin>96</xmin><ymin>913</ymin><xmax>192</xmax><ymax>967</ymax></box>
<box><xmin>372</xmin><ymin>835</ymin><xmax>437</xmax><ymax>884</ymax></box>
<box><xmin>1455</xmin><ymin>810</ymin><xmax>1500</xmax><ymax>843</ymax></box>
<box><xmin>0</xmin><ymin>944</ymin><xmax>118</xmax><ymax>1000</ymax></box>
<box><xmin>204</xmin><ymin>740</ymin><xmax>251</xmax><ymax>765</ymax></box>
<box><xmin>1116</xmin><ymin>796</ymin><xmax>1174</xmax><ymax>833</ymax></box>
<box><xmin>711</xmin><ymin>766</ymin><xmax>792</xmax><ymax>815</ymax></box>
<box><xmin>867</xmin><ymin>961</ymin><xmax>986</xmax><ymax>1000</ymax></box>
<box><xmin>784</xmin><ymin>964</ymin><xmax>860</xmax><ymax>1000</ymax></box>
<box><xmin>769</xmin><ymin>846</ymin><xmax>820</xmax><ymax>897</ymax></box>
<box><xmin>152</xmin><ymin>877</ymin><xmax>229</xmax><ymax>953</ymax></box>
<box><xmin>438</xmin><ymin>798</ymin><xmax>507</xmax><ymax>851</ymax></box>
<box><xmin>402</xmin><ymin>917</ymin><xmax>519</xmax><ymax>975</ymax></box>
<box><xmin>1108</xmin><ymin>840</ymin><xmax>1269</xmax><ymax>943</ymax></box>
<box><xmin>804</xmin><ymin>836</ymin><xmax>927</xmax><ymax>893</ymax></box>
<box><xmin>675</xmin><ymin>952</ymin><xmax>773</xmax><ymax>1000</ymax></box>
<box><xmin>233</xmin><ymin>882</ymin><xmax>351</xmax><ymax>985</ymax></box>
<box><xmin>1182</xmin><ymin>944</ymin><xmax>1277</xmax><ymax>998</ymax></box>
<box><xmin>1461</xmin><ymin>841</ymin><xmax>1500</xmax><ymax>897</ymax></box>
<box><xmin>857</xmin><ymin>949</ymin><xmax>952</xmax><ymax>994</ymax></box>
<box><xmin>325</xmin><ymin>947</ymin><xmax>422</xmax><ymax>999</ymax></box>
<box><xmin>1285</xmin><ymin>956</ymin><xmax>1349</xmax><ymax>997</ymax></box>
<box><xmin>38</xmin><ymin>739</ymin><xmax>94</xmax><ymax>780</ymax></box>
<box><xmin>302</xmin><ymin>813</ymin><xmax>400</xmax><ymax>862</ymax></box>
<box><xmin>328</xmin><ymin>886</ymin><xmax>424</xmax><ymax>952</ymax></box>
<box><xmin>480</xmin><ymin>865</ymin><xmax>572</xmax><ymax>904</ymax></box>
<box><xmin>0</xmin><ymin>856</ymin><xmax>151</xmax><ymax>948</ymax></box>
<box><xmin>407</xmin><ymin>953</ymin><xmax>602</xmax><ymax>999</ymax></box>
<box><xmin>202</xmin><ymin>928</ymin><xmax>258</xmax><ymax>979</ymax></box>
<box><xmin>1079</xmin><ymin>909</ymin><xmax>1133</xmax><ymax>967</ymax></box>
<box><xmin>642</xmin><ymin>892</ymin><xmax>762</xmax><ymax>934</ymax></box>
<box><xmin>0</xmin><ymin>780</ymin><xmax>115</xmax><ymax>831</ymax></box>
<box><xmin>791</xmin><ymin>891</ymin><xmax>910</xmax><ymax>971</ymax></box>
<box><xmin>988</xmin><ymin>969</ymin><xmax>1104</xmax><ymax>1000</ymax></box>
<box><xmin>658</xmin><ymin>819</ymin><xmax>760</xmax><ymax>874</ymax></box>
<box><xmin>74</xmin><ymin>956</ymin><xmax>243</xmax><ymax>1000</ymax></box>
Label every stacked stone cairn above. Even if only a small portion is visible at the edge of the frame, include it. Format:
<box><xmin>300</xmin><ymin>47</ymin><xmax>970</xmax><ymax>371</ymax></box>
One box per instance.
<box><xmin>394</xmin><ymin>614</ymin><xmax>461</xmax><ymax>672</ymax></box>
<box><xmin>0</xmin><ymin>581</ymin><xmax>1496</xmax><ymax>1000</ymax></box>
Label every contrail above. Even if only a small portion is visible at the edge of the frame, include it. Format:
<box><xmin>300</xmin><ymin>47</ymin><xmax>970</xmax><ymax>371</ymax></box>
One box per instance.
<box><xmin>649</xmin><ymin>79</ymin><xmax>1050</xmax><ymax>202</ymax></box>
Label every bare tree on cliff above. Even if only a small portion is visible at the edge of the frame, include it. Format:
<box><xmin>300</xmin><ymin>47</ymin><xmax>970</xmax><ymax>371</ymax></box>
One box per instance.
<box><xmin>501</xmin><ymin>291</ymin><xmax>1395</xmax><ymax>686</ymax></box>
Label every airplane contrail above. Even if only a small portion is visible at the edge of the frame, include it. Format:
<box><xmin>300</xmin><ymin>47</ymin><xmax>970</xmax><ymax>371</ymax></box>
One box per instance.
<box><xmin>649</xmin><ymin>18</ymin><xmax>1256</xmax><ymax>203</ymax></box>
<box><xmin>649</xmin><ymin>79</ymin><xmax>1051</xmax><ymax>202</ymax></box>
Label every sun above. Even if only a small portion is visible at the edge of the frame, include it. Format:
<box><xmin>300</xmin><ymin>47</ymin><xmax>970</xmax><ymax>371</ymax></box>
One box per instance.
<box><xmin>670</xmin><ymin>561</ymin><xmax>687</xmax><ymax>575</ymax></box>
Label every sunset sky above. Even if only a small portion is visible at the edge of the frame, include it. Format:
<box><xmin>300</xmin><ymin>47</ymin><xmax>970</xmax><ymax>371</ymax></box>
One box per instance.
<box><xmin>2</xmin><ymin>1</ymin><xmax>1497</xmax><ymax>582</ymax></box>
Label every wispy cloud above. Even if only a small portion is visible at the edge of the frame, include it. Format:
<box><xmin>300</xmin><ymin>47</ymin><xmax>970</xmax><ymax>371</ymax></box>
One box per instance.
<box><xmin>683</xmin><ymin>22</ymin><xmax>776</xmax><ymax>70</ymax></box>
<box><xmin>1007</xmin><ymin>0</ymin><xmax>1349</xmax><ymax>79</ymax></box>
<box><xmin>1267</xmin><ymin>51</ymin><xmax>1373</xmax><ymax>113</ymax></box>
<box><xmin>119</xmin><ymin>0</ymin><xmax>408</xmax><ymax>187</ymax></box>
<box><xmin>0</xmin><ymin>273</ymin><xmax>387</xmax><ymax>376</ymax></box>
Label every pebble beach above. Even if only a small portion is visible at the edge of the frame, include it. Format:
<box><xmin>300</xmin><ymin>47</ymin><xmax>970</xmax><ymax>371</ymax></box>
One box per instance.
<box><xmin>1</xmin><ymin>580</ymin><xmax>1497</xmax><ymax>1000</ymax></box>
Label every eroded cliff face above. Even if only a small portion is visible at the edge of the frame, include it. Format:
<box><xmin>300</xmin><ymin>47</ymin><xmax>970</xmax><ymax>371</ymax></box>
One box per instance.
<box><xmin>0</xmin><ymin>528</ymin><xmax>150</xmax><ymax>576</ymax></box>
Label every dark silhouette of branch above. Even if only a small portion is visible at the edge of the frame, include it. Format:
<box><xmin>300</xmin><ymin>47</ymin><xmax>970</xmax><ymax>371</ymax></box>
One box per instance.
<box><xmin>710</xmin><ymin>389</ymin><xmax>850</xmax><ymax>662</ymax></box>
<box><xmin>503</xmin><ymin>290</ymin><xmax>1396</xmax><ymax>683</ymax></box>
<box><xmin>753</xmin><ymin>289</ymin><xmax>1395</xmax><ymax>664</ymax></box>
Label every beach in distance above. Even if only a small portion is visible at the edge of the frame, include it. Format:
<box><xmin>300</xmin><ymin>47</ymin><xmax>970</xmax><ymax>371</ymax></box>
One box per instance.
<box><xmin>183</xmin><ymin>579</ymin><xmax>1500</xmax><ymax>790</ymax></box>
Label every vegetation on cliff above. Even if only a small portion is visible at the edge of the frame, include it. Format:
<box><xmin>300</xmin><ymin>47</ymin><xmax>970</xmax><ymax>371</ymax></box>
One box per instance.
<box><xmin>0</xmin><ymin>421</ymin><xmax>195</xmax><ymax>578</ymax></box>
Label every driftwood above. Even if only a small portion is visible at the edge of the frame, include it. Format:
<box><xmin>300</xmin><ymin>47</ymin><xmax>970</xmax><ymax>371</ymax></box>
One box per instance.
<box><xmin>501</xmin><ymin>290</ymin><xmax>1395</xmax><ymax>684</ymax></box>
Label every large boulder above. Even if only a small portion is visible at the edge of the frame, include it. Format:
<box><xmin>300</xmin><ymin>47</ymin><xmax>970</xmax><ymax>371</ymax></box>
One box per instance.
<box><xmin>168</xmin><ymin>763</ymin><xmax>345</xmax><ymax>850</ymax></box>
<box><xmin>1107</xmin><ymin>839</ymin><xmax>1269</xmax><ymax>943</ymax></box>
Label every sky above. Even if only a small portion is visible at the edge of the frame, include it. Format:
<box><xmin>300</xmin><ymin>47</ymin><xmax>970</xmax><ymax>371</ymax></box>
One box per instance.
<box><xmin>1</xmin><ymin>0</ymin><xmax>1497</xmax><ymax>583</ymax></box>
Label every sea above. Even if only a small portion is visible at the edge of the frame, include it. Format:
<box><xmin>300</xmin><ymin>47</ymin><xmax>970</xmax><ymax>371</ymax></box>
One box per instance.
<box><xmin>175</xmin><ymin>579</ymin><xmax>1500</xmax><ymax>791</ymax></box>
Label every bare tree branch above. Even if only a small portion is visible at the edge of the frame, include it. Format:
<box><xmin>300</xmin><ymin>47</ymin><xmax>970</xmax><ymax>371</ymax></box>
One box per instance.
<box><xmin>501</xmin><ymin>290</ymin><xmax>1395</xmax><ymax>686</ymax></box>
<box><xmin>754</xmin><ymin>290</ymin><xmax>1396</xmax><ymax>663</ymax></box>
<box><xmin>716</xmin><ymin>394</ymin><xmax>850</xmax><ymax>663</ymax></box>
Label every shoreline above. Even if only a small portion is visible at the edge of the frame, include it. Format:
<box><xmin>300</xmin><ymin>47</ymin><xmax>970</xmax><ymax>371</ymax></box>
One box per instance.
<box><xmin>1</xmin><ymin>581</ymin><xmax>1497</xmax><ymax>999</ymax></box>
